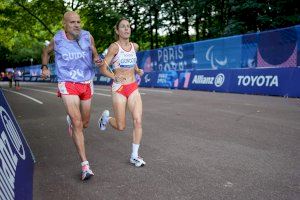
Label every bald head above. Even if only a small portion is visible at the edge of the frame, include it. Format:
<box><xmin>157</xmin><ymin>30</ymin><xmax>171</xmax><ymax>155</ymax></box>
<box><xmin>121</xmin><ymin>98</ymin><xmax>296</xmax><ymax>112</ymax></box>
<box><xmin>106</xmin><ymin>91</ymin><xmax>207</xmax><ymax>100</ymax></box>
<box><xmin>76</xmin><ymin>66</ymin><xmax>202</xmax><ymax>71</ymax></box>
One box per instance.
<box><xmin>63</xmin><ymin>11</ymin><xmax>80</xmax><ymax>23</ymax></box>
<box><xmin>63</xmin><ymin>11</ymin><xmax>81</xmax><ymax>40</ymax></box>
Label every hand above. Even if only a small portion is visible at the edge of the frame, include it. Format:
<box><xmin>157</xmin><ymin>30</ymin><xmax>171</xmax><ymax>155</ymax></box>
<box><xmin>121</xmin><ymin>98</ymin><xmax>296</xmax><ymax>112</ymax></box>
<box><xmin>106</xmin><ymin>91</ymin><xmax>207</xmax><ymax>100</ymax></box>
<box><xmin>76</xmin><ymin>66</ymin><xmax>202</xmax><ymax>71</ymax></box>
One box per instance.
<box><xmin>94</xmin><ymin>58</ymin><xmax>102</xmax><ymax>67</ymax></box>
<box><xmin>41</xmin><ymin>68</ymin><xmax>50</xmax><ymax>80</ymax></box>
<box><xmin>136</xmin><ymin>68</ymin><xmax>144</xmax><ymax>76</ymax></box>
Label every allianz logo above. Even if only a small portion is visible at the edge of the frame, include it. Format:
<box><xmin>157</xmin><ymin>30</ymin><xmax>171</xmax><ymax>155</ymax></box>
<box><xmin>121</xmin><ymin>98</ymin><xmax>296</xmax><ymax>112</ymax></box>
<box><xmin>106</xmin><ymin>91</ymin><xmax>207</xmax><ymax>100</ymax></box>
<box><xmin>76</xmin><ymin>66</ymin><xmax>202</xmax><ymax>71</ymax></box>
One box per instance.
<box><xmin>237</xmin><ymin>75</ymin><xmax>278</xmax><ymax>87</ymax></box>
<box><xmin>192</xmin><ymin>73</ymin><xmax>225</xmax><ymax>87</ymax></box>
<box><xmin>62</xmin><ymin>52</ymin><xmax>87</xmax><ymax>61</ymax></box>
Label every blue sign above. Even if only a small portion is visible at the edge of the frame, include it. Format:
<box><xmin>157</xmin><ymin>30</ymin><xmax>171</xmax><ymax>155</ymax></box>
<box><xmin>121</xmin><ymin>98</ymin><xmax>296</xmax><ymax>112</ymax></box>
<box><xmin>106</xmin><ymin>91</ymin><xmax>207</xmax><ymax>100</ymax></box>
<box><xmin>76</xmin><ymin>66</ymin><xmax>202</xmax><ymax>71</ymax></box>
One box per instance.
<box><xmin>137</xmin><ymin>50</ymin><xmax>156</xmax><ymax>73</ymax></box>
<box><xmin>187</xmin><ymin>67</ymin><xmax>300</xmax><ymax>97</ymax></box>
<box><xmin>229</xmin><ymin>67</ymin><xmax>300</xmax><ymax>97</ymax></box>
<box><xmin>176</xmin><ymin>71</ymin><xmax>193</xmax><ymax>89</ymax></box>
<box><xmin>138</xmin><ymin>67</ymin><xmax>300</xmax><ymax>97</ymax></box>
<box><xmin>23</xmin><ymin>76</ymin><xmax>32</xmax><ymax>82</ymax></box>
<box><xmin>135</xmin><ymin>25</ymin><xmax>300</xmax><ymax>71</ymax></box>
<box><xmin>194</xmin><ymin>35</ymin><xmax>242</xmax><ymax>70</ymax></box>
<box><xmin>139</xmin><ymin>72</ymin><xmax>157</xmax><ymax>87</ymax></box>
<box><xmin>0</xmin><ymin>90</ymin><xmax>35</xmax><ymax>200</ymax></box>
<box><xmin>97</xmin><ymin>75</ymin><xmax>113</xmax><ymax>85</ymax></box>
<box><xmin>188</xmin><ymin>70</ymin><xmax>229</xmax><ymax>92</ymax></box>
<box><xmin>153</xmin><ymin>71</ymin><xmax>178</xmax><ymax>88</ymax></box>
<box><xmin>241</xmin><ymin>33</ymin><xmax>258</xmax><ymax>68</ymax></box>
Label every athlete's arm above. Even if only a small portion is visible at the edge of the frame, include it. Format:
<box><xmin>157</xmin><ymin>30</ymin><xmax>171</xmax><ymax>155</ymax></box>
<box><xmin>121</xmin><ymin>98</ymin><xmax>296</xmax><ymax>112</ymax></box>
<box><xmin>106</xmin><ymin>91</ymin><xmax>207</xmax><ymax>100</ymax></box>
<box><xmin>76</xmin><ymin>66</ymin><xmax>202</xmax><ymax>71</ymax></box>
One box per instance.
<box><xmin>100</xmin><ymin>43</ymin><xmax>124</xmax><ymax>82</ymax></box>
<box><xmin>41</xmin><ymin>39</ymin><xmax>54</xmax><ymax>79</ymax></box>
<box><xmin>132</xmin><ymin>43</ymin><xmax>144</xmax><ymax>76</ymax></box>
<box><xmin>133</xmin><ymin>42</ymin><xmax>139</xmax><ymax>52</ymax></box>
<box><xmin>134</xmin><ymin>65</ymin><xmax>144</xmax><ymax>76</ymax></box>
<box><xmin>90</xmin><ymin>35</ymin><xmax>102</xmax><ymax>66</ymax></box>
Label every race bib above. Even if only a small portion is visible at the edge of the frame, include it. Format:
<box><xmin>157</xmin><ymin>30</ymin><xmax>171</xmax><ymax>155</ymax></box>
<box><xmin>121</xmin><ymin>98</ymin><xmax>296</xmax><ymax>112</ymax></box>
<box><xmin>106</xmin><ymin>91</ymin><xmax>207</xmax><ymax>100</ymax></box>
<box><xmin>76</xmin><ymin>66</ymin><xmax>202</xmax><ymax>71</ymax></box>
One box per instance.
<box><xmin>58</xmin><ymin>82</ymin><xmax>68</xmax><ymax>94</ymax></box>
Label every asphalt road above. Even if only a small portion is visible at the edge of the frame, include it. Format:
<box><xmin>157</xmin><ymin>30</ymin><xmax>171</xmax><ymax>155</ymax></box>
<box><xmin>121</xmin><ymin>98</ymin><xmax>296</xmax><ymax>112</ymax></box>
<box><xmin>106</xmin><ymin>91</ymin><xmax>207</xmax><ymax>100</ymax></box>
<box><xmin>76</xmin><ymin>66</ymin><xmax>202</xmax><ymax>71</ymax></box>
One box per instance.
<box><xmin>1</xmin><ymin>82</ymin><xmax>300</xmax><ymax>200</ymax></box>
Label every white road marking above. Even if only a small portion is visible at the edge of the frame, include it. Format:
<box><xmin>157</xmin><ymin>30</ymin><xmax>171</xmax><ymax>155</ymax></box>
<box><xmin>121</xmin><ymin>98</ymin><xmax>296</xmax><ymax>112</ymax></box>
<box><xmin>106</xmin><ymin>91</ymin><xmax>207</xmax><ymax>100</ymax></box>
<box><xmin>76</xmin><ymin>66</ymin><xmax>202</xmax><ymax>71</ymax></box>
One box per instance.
<box><xmin>94</xmin><ymin>92</ymin><xmax>111</xmax><ymax>97</ymax></box>
<box><xmin>94</xmin><ymin>88</ymin><xmax>110</xmax><ymax>92</ymax></box>
<box><xmin>2</xmin><ymin>89</ymin><xmax>43</xmax><ymax>104</ymax></box>
<box><xmin>34</xmin><ymin>85</ymin><xmax>146</xmax><ymax>95</ymax></box>
<box><xmin>22</xmin><ymin>87</ymin><xmax>56</xmax><ymax>95</ymax></box>
<box><xmin>139</xmin><ymin>88</ymin><xmax>173</xmax><ymax>94</ymax></box>
<box><xmin>22</xmin><ymin>87</ymin><xmax>112</xmax><ymax>97</ymax></box>
<box><xmin>24</xmin><ymin>85</ymin><xmax>145</xmax><ymax>96</ymax></box>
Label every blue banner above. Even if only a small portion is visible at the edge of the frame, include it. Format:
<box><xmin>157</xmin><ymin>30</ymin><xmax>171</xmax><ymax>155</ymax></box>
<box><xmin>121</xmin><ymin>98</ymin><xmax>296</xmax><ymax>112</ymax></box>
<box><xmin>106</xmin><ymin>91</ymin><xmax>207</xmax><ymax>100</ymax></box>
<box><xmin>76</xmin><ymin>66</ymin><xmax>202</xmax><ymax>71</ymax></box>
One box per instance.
<box><xmin>138</xmin><ymin>68</ymin><xmax>300</xmax><ymax>97</ymax></box>
<box><xmin>136</xmin><ymin>25</ymin><xmax>300</xmax><ymax>71</ymax></box>
<box><xmin>153</xmin><ymin>70</ymin><xmax>179</xmax><ymax>88</ymax></box>
<box><xmin>187</xmin><ymin>68</ymin><xmax>300</xmax><ymax>97</ymax></box>
<box><xmin>176</xmin><ymin>71</ymin><xmax>193</xmax><ymax>89</ymax></box>
<box><xmin>257</xmin><ymin>26</ymin><xmax>297</xmax><ymax>68</ymax></box>
<box><xmin>188</xmin><ymin>70</ymin><xmax>230</xmax><ymax>92</ymax></box>
<box><xmin>0</xmin><ymin>90</ymin><xmax>35</xmax><ymax>200</ymax></box>
<box><xmin>138</xmin><ymin>72</ymin><xmax>157</xmax><ymax>87</ymax></box>
<box><xmin>241</xmin><ymin>33</ymin><xmax>258</xmax><ymax>68</ymax></box>
<box><xmin>96</xmin><ymin>75</ymin><xmax>113</xmax><ymax>85</ymax></box>
<box><xmin>15</xmin><ymin>25</ymin><xmax>300</xmax><ymax>98</ymax></box>
<box><xmin>229</xmin><ymin>68</ymin><xmax>300</xmax><ymax>97</ymax></box>
<box><xmin>194</xmin><ymin>35</ymin><xmax>242</xmax><ymax>70</ymax></box>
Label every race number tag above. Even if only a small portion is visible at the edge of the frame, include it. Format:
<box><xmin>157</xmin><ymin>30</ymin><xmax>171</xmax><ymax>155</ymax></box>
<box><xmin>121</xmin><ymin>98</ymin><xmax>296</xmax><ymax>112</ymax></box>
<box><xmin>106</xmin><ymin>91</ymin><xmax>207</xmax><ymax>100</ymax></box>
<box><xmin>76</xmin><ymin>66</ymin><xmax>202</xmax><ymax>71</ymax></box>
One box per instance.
<box><xmin>58</xmin><ymin>82</ymin><xmax>68</xmax><ymax>94</ymax></box>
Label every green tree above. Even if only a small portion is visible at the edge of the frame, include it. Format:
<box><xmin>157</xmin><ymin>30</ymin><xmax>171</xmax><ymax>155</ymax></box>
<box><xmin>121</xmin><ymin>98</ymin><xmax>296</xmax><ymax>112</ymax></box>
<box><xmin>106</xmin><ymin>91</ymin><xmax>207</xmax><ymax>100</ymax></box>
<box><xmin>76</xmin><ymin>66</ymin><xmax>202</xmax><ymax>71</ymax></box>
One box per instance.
<box><xmin>0</xmin><ymin>0</ymin><xmax>299</xmax><ymax>69</ymax></box>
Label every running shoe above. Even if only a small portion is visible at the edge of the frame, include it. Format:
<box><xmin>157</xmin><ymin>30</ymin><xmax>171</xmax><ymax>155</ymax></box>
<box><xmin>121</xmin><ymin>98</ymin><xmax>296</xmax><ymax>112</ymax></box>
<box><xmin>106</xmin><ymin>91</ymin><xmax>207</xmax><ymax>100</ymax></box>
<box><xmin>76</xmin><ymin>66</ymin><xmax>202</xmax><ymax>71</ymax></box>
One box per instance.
<box><xmin>98</xmin><ymin>110</ymin><xmax>110</xmax><ymax>131</ymax></box>
<box><xmin>130</xmin><ymin>156</ymin><xmax>146</xmax><ymax>167</ymax></box>
<box><xmin>81</xmin><ymin>164</ymin><xmax>94</xmax><ymax>181</ymax></box>
<box><xmin>66</xmin><ymin>115</ymin><xmax>73</xmax><ymax>137</ymax></box>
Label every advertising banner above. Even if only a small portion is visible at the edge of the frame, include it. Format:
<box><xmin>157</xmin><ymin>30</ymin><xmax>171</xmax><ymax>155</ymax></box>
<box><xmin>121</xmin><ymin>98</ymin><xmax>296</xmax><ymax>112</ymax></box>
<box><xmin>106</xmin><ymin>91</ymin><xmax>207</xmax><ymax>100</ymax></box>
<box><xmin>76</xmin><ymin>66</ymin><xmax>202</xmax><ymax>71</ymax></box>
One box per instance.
<box><xmin>138</xmin><ymin>72</ymin><xmax>157</xmax><ymax>87</ymax></box>
<box><xmin>136</xmin><ymin>25</ymin><xmax>300</xmax><ymax>71</ymax></box>
<box><xmin>0</xmin><ymin>90</ymin><xmax>35</xmax><ymax>200</ymax></box>
<box><xmin>187</xmin><ymin>67</ymin><xmax>300</xmax><ymax>97</ymax></box>
<box><xmin>97</xmin><ymin>75</ymin><xmax>113</xmax><ymax>86</ymax></box>
<box><xmin>229</xmin><ymin>67</ymin><xmax>300</xmax><ymax>97</ymax></box>
<box><xmin>153</xmin><ymin>71</ymin><xmax>179</xmax><ymax>88</ymax></box>
<box><xmin>188</xmin><ymin>70</ymin><xmax>230</xmax><ymax>92</ymax></box>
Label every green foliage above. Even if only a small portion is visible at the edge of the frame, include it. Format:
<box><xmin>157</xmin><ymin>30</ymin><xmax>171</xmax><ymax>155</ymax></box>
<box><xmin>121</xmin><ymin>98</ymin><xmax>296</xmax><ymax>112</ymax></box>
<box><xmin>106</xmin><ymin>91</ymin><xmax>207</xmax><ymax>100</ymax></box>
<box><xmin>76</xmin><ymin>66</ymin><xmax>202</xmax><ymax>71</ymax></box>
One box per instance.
<box><xmin>0</xmin><ymin>0</ymin><xmax>299</xmax><ymax>69</ymax></box>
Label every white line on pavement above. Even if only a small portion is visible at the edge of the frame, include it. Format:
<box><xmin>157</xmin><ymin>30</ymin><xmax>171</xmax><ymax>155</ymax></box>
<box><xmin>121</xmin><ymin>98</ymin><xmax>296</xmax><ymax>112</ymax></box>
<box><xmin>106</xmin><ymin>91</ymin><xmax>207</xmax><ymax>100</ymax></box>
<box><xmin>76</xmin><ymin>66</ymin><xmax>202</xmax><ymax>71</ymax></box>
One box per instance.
<box><xmin>2</xmin><ymin>89</ymin><xmax>43</xmax><ymax>104</ymax></box>
<box><xmin>139</xmin><ymin>88</ymin><xmax>173</xmax><ymax>94</ymax></box>
<box><xmin>19</xmin><ymin>85</ymin><xmax>146</xmax><ymax>98</ymax></box>
<box><xmin>94</xmin><ymin>92</ymin><xmax>111</xmax><ymax>97</ymax></box>
<box><xmin>94</xmin><ymin>88</ymin><xmax>110</xmax><ymax>92</ymax></box>
<box><xmin>22</xmin><ymin>87</ymin><xmax>57</xmax><ymax>95</ymax></box>
<box><xmin>22</xmin><ymin>87</ymin><xmax>112</xmax><ymax>97</ymax></box>
<box><xmin>34</xmin><ymin>85</ymin><xmax>146</xmax><ymax>95</ymax></box>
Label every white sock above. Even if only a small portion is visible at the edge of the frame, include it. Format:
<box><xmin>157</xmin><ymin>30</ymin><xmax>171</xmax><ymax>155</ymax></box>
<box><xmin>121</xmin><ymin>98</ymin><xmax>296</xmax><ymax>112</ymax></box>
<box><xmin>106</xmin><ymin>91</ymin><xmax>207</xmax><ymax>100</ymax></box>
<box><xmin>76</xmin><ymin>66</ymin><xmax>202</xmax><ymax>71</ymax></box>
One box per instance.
<box><xmin>131</xmin><ymin>143</ymin><xmax>140</xmax><ymax>158</ymax></box>
<box><xmin>81</xmin><ymin>160</ymin><xmax>89</xmax><ymax>166</ymax></box>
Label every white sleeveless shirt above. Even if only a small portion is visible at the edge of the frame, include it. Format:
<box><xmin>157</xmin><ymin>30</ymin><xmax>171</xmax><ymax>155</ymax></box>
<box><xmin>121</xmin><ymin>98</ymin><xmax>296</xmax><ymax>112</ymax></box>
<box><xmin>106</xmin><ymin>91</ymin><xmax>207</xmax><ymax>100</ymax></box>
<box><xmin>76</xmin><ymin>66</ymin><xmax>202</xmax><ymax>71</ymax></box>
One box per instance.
<box><xmin>111</xmin><ymin>42</ymin><xmax>137</xmax><ymax>69</ymax></box>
